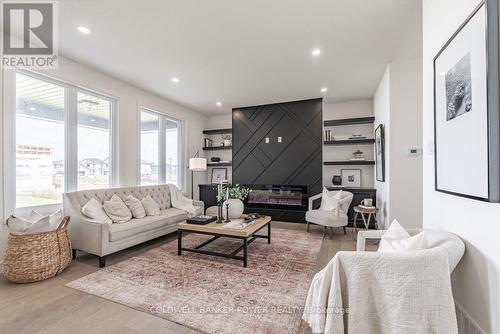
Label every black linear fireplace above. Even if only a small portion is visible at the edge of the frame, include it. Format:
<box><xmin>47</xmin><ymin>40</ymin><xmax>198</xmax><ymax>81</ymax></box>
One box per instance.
<box><xmin>245</xmin><ymin>185</ymin><xmax>308</xmax><ymax>211</ymax></box>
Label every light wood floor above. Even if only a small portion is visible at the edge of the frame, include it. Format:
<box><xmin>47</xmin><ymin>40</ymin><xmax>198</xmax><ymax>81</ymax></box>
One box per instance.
<box><xmin>0</xmin><ymin>223</ymin><xmax>372</xmax><ymax>334</ymax></box>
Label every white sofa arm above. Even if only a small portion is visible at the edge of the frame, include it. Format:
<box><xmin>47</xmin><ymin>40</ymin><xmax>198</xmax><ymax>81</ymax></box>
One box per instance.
<box><xmin>356</xmin><ymin>230</ymin><xmax>386</xmax><ymax>251</ymax></box>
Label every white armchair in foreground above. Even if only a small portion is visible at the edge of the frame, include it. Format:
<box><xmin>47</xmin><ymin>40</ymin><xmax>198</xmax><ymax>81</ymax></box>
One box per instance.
<box><xmin>302</xmin><ymin>228</ymin><xmax>465</xmax><ymax>333</ymax></box>
<box><xmin>305</xmin><ymin>190</ymin><xmax>353</xmax><ymax>239</ymax></box>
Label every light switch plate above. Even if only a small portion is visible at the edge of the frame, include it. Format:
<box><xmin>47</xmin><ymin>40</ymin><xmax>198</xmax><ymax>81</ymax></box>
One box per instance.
<box><xmin>408</xmin><ymin>147</ymin><xmax>422</xmax><ymax>156</ymax></box>
<box><xmin>278</xmin><ymin>136</ymin><xmax>282</xmax><ymax>143</ymax></box>
<box><xmin>265</xmin><ymin>137</ymin><xmax>269</xmax><ymax>143</ymax></box>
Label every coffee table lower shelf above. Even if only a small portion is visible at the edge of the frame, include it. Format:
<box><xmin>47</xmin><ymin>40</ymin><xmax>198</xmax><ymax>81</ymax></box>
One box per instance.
<box><xmin>177</xmin><ymin>218</ymin><xmax>271</xmax><ymax>267</ymax></box>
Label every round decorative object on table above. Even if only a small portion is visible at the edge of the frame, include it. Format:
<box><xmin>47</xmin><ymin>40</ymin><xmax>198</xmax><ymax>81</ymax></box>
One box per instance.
<box><xmin>222</xmin><ymin>198</ymin><xmax>244</xmax><ymax>219</ymax></box>
<box><xmin>353</xmin><ymin>205</ymin><xmax>379</xmax><ymax>232</ymax></box>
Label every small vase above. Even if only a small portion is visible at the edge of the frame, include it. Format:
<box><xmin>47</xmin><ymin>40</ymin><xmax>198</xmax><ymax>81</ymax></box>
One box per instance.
<box><xmin>222</xmin><ymin>199</ymin><xmax>244</xmax><ymax>219</ymax></box>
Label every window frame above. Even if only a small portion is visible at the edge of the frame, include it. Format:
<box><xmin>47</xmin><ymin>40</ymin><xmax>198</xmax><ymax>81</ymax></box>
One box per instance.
<box><xmin>138</xmin><ymin>107</ymin><xmax>185</xmax><ymax>189</ymax></box>
<box><xmin>6</xmin><ymin>70</ymin><xmax>117</xmax><ymax>215</ymax></box>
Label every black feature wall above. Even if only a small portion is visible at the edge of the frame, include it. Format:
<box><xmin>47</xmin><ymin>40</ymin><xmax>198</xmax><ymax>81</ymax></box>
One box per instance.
<box><xmin>232</xmin><ymin>98</ymin><xmax>323</xmax><ymax>221</ymax></box>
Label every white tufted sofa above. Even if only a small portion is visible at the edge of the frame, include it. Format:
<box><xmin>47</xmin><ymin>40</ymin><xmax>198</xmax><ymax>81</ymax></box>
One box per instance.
<box><xmin>63</xmin><ymin>185</ymin><xmax>204</xmax><ymax>267</ymax></box>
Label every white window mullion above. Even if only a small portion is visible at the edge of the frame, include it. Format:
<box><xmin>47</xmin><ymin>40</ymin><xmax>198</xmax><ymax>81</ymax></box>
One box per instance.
<box><xmin>159</xmin><ymin>116</ymin><xmax>166</xmax><ymax>184</ymax></box>
<box><xmin>111</xmin><ymin>100</ymin><xmax>119</xmax><ymax>187</ymax></box>
<box><xmin>66</xmin><ymin>87</ymin><xmax>78</xmax><ymax>193</ymax></box>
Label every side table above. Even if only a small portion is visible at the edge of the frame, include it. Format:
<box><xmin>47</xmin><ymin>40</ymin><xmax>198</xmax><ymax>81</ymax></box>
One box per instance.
<box><xmin>353</xmin><ymin>206</ymin><xmax>379</xmax><ymax>233</ymax></box>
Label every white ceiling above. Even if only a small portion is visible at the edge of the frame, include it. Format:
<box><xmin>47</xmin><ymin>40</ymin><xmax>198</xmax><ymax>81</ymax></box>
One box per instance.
<box><xmin>58</xmin><ymin>0</ymin><xmax>421</xmax><ymax>115</ymax></box>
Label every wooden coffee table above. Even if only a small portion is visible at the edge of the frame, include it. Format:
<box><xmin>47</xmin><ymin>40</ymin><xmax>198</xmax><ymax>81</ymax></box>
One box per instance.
<box><xmin>177</xmin><ymin>216</ymin><xmax>271</xmax><ymax>267</ymax></box>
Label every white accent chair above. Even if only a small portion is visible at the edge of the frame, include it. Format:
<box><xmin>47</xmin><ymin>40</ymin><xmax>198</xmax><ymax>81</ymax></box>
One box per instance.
<box><xmin>357</xmin><ymin>228</ymin><xmax>465</xmax><ymax>272</ymax></box>
<box><xmin>305</xmin><ymin>191</ymin><xmax>354</xmax><ymax>239</ymax></box>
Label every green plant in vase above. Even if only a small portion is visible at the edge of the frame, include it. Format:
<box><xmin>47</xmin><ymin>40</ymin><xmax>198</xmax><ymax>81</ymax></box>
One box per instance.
<box><xmin>217</xmin><ymin>184</ymin><xmax>251</xmax><ymax>219</ymax></box>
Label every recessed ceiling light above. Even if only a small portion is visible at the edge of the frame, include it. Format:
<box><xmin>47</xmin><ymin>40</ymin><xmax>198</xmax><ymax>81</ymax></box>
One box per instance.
<box><xmin>78</xmin><ymin>26</ymin><xmax>91</xmax><ymax>34</ymax></box>
<box><xmin>216</xmin><ymin>101</ymin><xmax>222</xmax><ymax>106</ymax></box>
<box><xmin>171</xmin><ymin>77</ymin><xmax>180</xmax><ymax>83</ymax></box>
<box><xmin>312</xmin><ymin>49</ymin><xmax>321</xmax><ymax>56</ymax></box>
<box><xmin>321</xmin><ymin>87</ymin><xmax>328</xmax><ymax>93</ymax></box>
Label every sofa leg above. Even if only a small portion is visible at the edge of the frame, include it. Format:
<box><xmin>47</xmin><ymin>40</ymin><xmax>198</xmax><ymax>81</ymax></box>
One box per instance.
<box><xmin>98</xmin><ymin>256</ymin><xmax>106</xmax><ymax>268</ymax></box>
<box><xmin>72</xmin><ymin>249</ymin><xmax>77</xmax><ymax>259</ymax></box>
<box><xmin>343</xmin><ymin>226</ymin><xmax>347</xmax><ymax>235</ymax></box>
<box><xmin>307</xmin><ymin>221</ymin><xmax>310</xmax><ymax>233</ymax></box>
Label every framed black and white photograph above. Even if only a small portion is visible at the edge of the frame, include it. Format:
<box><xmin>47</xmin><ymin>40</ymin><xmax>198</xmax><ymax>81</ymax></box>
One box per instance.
<box><xmin>341</xmin><ymin>169</ymin><xmax>361</xmax><ymax>187</ymax></box>
<box><xmin>375</xmin><ymin>124</ymin><xmax>385</xmax><ymax>182</ymax></box>
<box><xmin>211</xmin><ymin>168</ymin><xmax>227</xmax><ymax>184</ymax></box>
<box><xmin>434</xmin><ymin>0</ymin><xmax>500</xmax><ymax>202</ymax></box>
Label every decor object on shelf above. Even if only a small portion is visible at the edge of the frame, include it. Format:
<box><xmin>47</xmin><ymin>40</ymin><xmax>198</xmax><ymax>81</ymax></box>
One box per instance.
<box><xmin>211</xmin><ymin>167</ymin><xmax>227</xmax><ymax>184</ymax></box>
<box><xmin>204</xmin><ymin>138</ymin><xmax>213</xmax><ymax>148</ymax></box>
<box><xmin>3</xmin><ymin>216</ymin><xmax>72</xmax><ymax>283</ymax></box>
<box><xmin>434</xmin><ymin>1</ymin><xmax>500</xmax><ymax>202</ymax></box>
<box><xmin>324</xmin><ymin>129</ymin><xmax>332</xmax><ymax>141</ymax></box>
<box><xmin>341</xmin><ymin>169</ymin><xmax>361</xmax><ymax>187</ymax></box>
<box><xmin>351</xmin><ymin>149</ymin><xmax>365</xmax><ymax>160</ymax></box>
<box><xmin>217</xmin><ymin>184</ymin><xmax>251</xmax><ymax>219</ymax></box>
<box><xmin>221</xmin><ymin>134</ymin><xmax>232</xmax><ymax>147</ymax></box>
<box><xmin>189</xmin><ymin>150</ymin><xmax>207</xmax><ymax>199</ymax></box>
<box><xmin>349</xmin><ymin>134</ymin><xmax>366</xmax><ymax>139</ymax></box>
<box><xmin>210</xmin><ymin>157</ymin><xmax>221</xmax><ymax>162</ymax></box>
<box><xmin>332</xmin><ymin>175</ymin><xmax>342</xmax><ymax>186</ymax></box>
<box><xmin>305</xmin><ymin>190</ymin><xmax>354</xmax><ymax>239</ymax></box>
<box><xmin>375</xmin><ymin>124</ymin><xmax>385</xmax><ymax>182</ymax></box>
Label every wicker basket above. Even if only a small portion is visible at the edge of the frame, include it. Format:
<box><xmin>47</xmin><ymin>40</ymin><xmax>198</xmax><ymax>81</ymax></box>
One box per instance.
<box><xmin>3</xmin><ymin>216</ymin><xmax>72</xmax><ymax>283</ymax></box>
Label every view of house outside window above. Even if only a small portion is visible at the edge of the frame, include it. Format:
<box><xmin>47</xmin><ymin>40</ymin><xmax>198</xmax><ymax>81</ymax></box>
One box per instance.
<box><xmin>15</xmin><ymin>73</ymin><xmax>65</xmax><ymax>208</ymax></box>
<box><xmin>77</xmin><ymin>92</ymin><xmax>111</xmax><ymax>190</ymax></box>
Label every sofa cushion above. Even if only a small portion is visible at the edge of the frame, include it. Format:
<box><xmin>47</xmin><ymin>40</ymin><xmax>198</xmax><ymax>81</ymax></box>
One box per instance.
<box><xmin>142</xmin><ymin>195</ymin><xmax>160</xmax><ymax>216</ymax></box>
<box><xmin>123</xmin><ymin>194</ymin><xmax>146</xmax><ymax>218</ymax></box>
<box><xmin>109</xmin><ymin>208</ymin><xmax>188</xmax><ymax>242</ymax></box>
<box><xmin>103</xmin><ymin>194</ymin><xmax>132</xmax><ymax>223</ymax></box>
<box><xmin>81</xmin><ymin>198</ymin><xmax>112</xmax><ymax>223</ymax></box>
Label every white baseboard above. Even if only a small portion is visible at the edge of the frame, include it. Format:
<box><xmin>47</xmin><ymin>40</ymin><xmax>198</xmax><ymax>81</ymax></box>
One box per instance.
<box><xmin>455</xmin><ymin>301</ymin><xmax>486</xmax><ymax>334</ymax></box>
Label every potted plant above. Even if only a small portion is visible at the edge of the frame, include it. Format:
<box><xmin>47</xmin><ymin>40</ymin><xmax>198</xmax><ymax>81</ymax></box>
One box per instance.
<box><xmin>217</xmin><ymin>184</ymin><xmax>251</xmax><ymax>219</ymax></box>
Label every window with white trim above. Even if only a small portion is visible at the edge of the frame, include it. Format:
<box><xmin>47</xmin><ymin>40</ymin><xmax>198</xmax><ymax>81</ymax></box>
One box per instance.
<box><xmin>140</xmin><ymin>108</ymin><xmax>183</xmax><ymax>187</ymax></box>
<box><xmin>14</xmin><ymin>71</ymin><xmax>116</xmax><ymax>209</ymax></box>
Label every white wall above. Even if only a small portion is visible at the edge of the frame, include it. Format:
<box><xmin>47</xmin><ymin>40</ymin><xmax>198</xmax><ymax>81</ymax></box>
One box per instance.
<box><xmin>323</xmin><ymin>100</ymin><xmax>375</xmax><ymax>189</ymax></box>
<box><xmin>423</xmin><ymin>0</ymin><xmax>499</xmax><ymax>333</ymax></box>
<box><xmin>1</xmin><ymin>56</ymin><xmax>208</xmax><ymax>259</ymax></box>
<box><xmin>373</xmin><ymin>68</ymin><xmax>391</xmax><ymax>228</ymax></box>
<box><xmin>372</xmin><ymin>58</ymin><xmax>423</xmax><ymax>230</ymax></box>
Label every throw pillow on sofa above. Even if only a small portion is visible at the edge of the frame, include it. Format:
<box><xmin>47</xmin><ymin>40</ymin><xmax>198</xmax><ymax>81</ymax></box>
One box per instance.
<box><xmin>123</xmin><ymin>194</ymin><xmax>146</xmax><ymax>218</ymax></box>
<box><xmin>378</xmin><ymin>219</ymin><xmax>427</xmax><ymax>252</ymax></box>
<box><xmin>82</xmin><ymin>198</ymin><xmax>112</xmax><ymax>223</ymax></box>
<box><xmin>103</xmin><ymin>194</ymin><xmax>132</xmax><ymax>223</ymax></box>
<box><xmin>141</xmin><ymin>195</ymin><xmax>160</xmax><ymax>216</ymax></box>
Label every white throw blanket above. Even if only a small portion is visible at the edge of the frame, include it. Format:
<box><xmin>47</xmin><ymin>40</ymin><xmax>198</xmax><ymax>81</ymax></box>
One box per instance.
<box><xmin>302</xmin><ymin>248</ymin><xmax>458</xmax><ymax>334</ymax></box>
<box><xmin>168</xmin><ymin>184</ymin><xmax>197</xmax><ymax>217</ymax></box>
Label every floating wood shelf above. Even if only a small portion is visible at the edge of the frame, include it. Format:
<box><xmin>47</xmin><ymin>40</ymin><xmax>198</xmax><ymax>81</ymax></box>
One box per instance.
<box><xmin>207</xmin><ymin>162</ymin><xmax>232</xmax><ymax>167</ymax></box>
<box><xmin>324</xmin><ymin>139</ymin><xmax>375</xmax><ymax>145</ymax></box>
<box><xmin>324</xmin><ymin>117</ymin><xmax>375</xmax><ymax>127</ymax></box>
<box><xmin>203</xmin><ymin>128</ymin><xmax>232</xmax><ymax>135</ymax></box>
<box><xmin>323</xmin><ymin>160</ymin><xmax>375</xmax><ymax>166</ymax></box>
<box><xmin>203</xmin><ymin>146</ymin><xmax>232</xmax><ymax>150</ymax></box>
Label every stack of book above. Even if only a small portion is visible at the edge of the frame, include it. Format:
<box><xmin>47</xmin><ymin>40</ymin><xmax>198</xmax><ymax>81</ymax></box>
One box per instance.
<box><xmin>359</xmin><ymin>204</ymin><xmax>375</xmax><ymax>210</ymax></box>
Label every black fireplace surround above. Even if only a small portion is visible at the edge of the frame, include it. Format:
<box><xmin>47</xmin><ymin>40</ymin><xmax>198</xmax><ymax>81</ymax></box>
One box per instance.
<box><xmin>244</xmin><ymin>184</ymin><xmax>308</xmax><ymax>211</ymax></box>
<box><xmin>232</xmin><ymin>98</ymin><xmax>323</xmax><ymax>223</ymax></box>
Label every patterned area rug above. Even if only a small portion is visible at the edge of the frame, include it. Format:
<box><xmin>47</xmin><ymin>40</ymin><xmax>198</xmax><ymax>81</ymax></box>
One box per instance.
<box><xmin>66</xmin><ymin>228</ymin><xmax>323</xmax><ymax>334</ymax></box>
